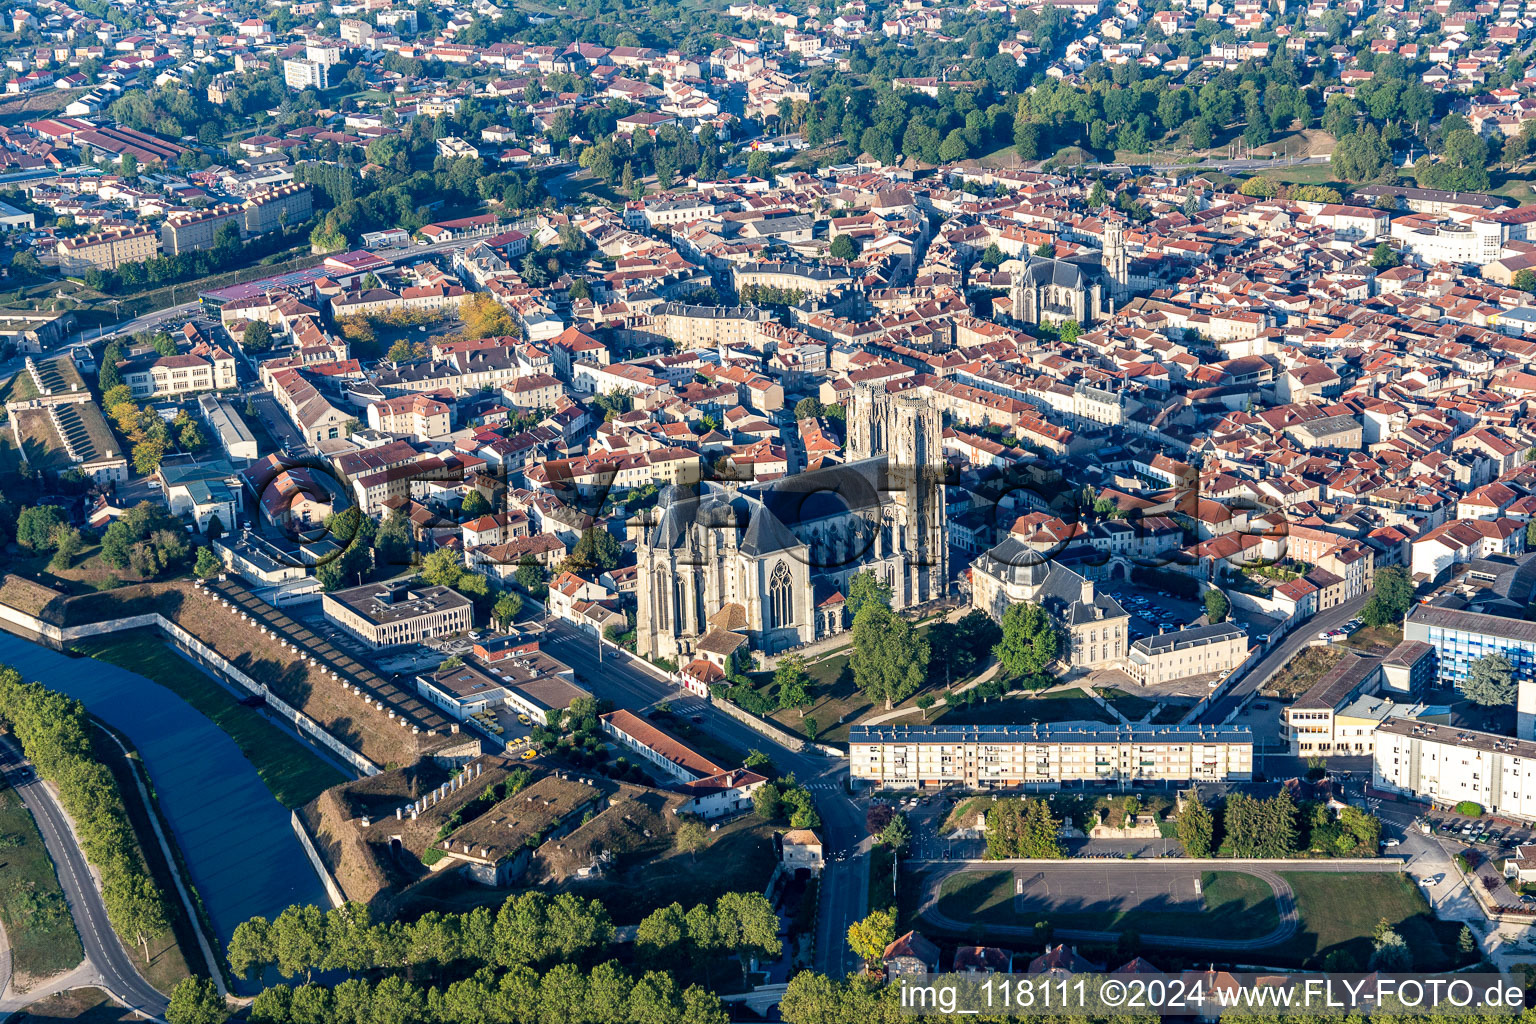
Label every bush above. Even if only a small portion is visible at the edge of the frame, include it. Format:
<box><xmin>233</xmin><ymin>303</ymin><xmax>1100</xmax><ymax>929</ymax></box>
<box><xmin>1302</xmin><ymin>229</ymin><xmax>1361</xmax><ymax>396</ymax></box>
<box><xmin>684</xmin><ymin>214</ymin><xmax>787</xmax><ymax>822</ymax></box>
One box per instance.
<box><xmin>1455</xmin><ymin>801</ymin><xmax>1484</xmax><ymax>817</ymax></box>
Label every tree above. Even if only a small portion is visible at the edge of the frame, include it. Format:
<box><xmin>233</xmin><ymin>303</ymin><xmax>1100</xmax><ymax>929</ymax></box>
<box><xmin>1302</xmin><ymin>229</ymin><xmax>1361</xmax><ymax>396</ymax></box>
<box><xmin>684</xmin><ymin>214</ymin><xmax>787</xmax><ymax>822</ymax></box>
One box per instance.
<box><xmin>675</xmin><ymin>817</ymin><xmax>709</xmax><ymax>859</ymax></box>
<box><xmin>878</xmin><ymin>813</ymin><xmax>911</xmax><ymax>854</ymax></box>
<box><xmin>1516</xmin><ymin>269</ymin><xmax>1536</xmax><ymax>294</ymax></box>
<box><xmin>166</xmin><ymin>978</ymin><xmax>227</xmax><ymax>1024</ymax></box>
<box><xmin>846</xmin><ymin>570</ymin><xmax>893</xmax><ymax>618</ymax></box>
<box><xmin>993</xmin><ymin>602</ymin><xmax>1059</xmax><ymax>680</ymax></box>
<box><xmin>1238</xmin><ymin>176</ymin><xmax>1280</xmax><ymax>198</ymax></box>
<box><xmin>1370</xmin><ymin>918</ymin><xmax>1412</xmax><ymax>970</ymax></box>
<box><xmin>793</xmin><ymin>396</ymin><xmax>823</xmax><ymax>420</ymax></box>
<box><xmin>421</xmin><ymin>548</ymin><xmax>466</xmax><ymax>588</ymax></box>
<box><xmin>846</xmin><ymin>910</ymin><xmax>896</xmax><ymax>971</ymax></box>
<box><xmin>568</xmin><ymin>528</ymin><xmax>621</xmax><ymax>572</ymax></box>
<box><xmin>636</xmin><ymin>903</ymin><xmax>687</xmax><ymax>968</ymax></box>
<box><xmin>1360</xmin><ymin>565</ymin><xmax>1414</xmax><ymax>628</ymax></box>
<box><xmin>243</xmin><ymin>320</ymin><xmax>273</xmax><ymax>353</ymax></box>
<box><xmin>374</xmin><ymin>510</ymin><xmax>413</xmax><ymax>568</ymax></box>
<box><xmin>829</xmin><ymin>234</ymin><xmax>857</xmax><ymax>260</ymax></box>
<box><xmin>1465</xmin><ymin>653</ymin><xmax>1516</xmax><ymax>707</ymax></box>
<box><xmin>49</xmin><ymin>526</ymin><xmax>83</xmax><ymax>571</ymax></box>
<box><xmin>1177</xmin><ymin>796</ymin><xmax>1214</xmax><ymax>858</ymax></box>
<box><xmin>15</xmin><ymin>505</ymin><xmax>64</xmax><ymax>552</ymax></box>
<box><xmin>915</xmin><ymin>694</ymin><xmax>935</xmax><ymax>719</ymax></box>
<box><xmin>461</xmin><ymin>490</ymin><xmax>492</xmax><ymax>519</ymax></box>
<box><xmin>984</xmin><ymin>798</ymin><xmax>1064</xmax><ymax>859</ymax></box>
<box><xmin>1204</xmin><ymin>589</ymin><xmax>1230</xmax><ymax>623</ymax></box>
<box><xmin>1088</xmin><ymin>180</ymin><xmax>1109</xmax><ymax>208</ymax></box>
<box><xmin>774</xmin><ymin>655</ymin><xmax>814</xmax><ymax>717</ymax></box>
<box><xmin>460</xmin><ymin>292</ymin><xmax>516</xmax><ymax>339</ymax></box>
<box><xmin>195</xmin><ymin>546</ymin><xmax>222</xmax><ymax>579</ymax></box>
<box><xmin>850</xmin><ymin>602</ymin><xmax>929</xmax><ymax>709</ymax></box>
<box><xmin>493</xmin><ymin>592</ymin><xmax>522</xmax><ymax>632</ymax></box>
<box><xmin>1370</xmin><ymin>242</ymin><xmax>1400</xmax><ymax>269</ymax></box>
<box><xmin>1035</xmin><ymin>242</ymin><xmax>1056</xmax><ymax>258</ymax></box>
<box><xmin>131</xmin><ymin>439</ymin><xmax>166</xmax><ymax>476</ymax></box>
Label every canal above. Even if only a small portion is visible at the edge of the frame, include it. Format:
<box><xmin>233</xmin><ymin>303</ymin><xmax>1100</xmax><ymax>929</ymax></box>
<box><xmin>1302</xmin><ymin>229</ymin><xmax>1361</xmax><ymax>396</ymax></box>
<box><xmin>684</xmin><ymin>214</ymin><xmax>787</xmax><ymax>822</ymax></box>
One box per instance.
<box><xmin>0</xmin><ymin>633</ymin><xmax>330</xmax><ymax>956</ymax></box>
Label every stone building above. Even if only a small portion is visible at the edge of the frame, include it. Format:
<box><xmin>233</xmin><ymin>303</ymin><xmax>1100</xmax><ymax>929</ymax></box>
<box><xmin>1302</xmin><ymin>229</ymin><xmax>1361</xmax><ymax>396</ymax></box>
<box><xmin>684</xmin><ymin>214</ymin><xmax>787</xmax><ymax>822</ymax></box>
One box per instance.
<box><xmin>634</xmin><ymin>384</ymin><xmax>947</xmax><ymax>660</ymax></box>
<box><xmin>969</xmin><ymin>535</ymin><xmax>1130</xmax><ymax>670</ymax></box>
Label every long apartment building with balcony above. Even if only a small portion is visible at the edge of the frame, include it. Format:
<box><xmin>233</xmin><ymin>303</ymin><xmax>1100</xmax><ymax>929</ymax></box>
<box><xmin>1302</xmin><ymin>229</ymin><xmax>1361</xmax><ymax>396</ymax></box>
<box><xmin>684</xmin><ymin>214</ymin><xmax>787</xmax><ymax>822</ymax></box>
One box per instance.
<box><xmin>848</xmin><ymin>723</ymin><xmax>1253</xmax><ymax>790</ymax></box>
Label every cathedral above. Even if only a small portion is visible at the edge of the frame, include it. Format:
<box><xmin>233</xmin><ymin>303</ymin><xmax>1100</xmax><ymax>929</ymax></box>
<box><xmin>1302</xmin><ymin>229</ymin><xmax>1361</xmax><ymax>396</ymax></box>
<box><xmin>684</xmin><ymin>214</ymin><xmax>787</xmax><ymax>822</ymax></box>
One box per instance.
<box><xmin>635</xmin><ymin>386</ymin><xmax>948</xmax><ymax>662</ymax></box>
<box><xmin>1009</xmin><ymin>220</ymin><xmax>1129</xmax><ymax>327</ymax></box>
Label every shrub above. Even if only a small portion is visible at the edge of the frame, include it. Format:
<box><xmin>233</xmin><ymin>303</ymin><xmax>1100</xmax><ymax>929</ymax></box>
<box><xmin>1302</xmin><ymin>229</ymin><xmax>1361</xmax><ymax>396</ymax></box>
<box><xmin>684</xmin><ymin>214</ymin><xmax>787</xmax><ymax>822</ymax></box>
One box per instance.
<box><xmin>1455</xmin><ymin>801</ymin><xmax>1484</xmax><ymax>817</ymax></box>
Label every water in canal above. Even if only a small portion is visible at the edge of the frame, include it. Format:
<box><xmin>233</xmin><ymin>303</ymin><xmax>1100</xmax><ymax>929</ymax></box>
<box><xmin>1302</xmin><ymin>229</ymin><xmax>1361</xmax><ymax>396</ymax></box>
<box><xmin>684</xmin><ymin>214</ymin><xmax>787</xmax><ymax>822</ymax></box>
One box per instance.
<box><xmin>0</xmin><ymin>633</ymin><xmax>329</xmax><ymax>954</ymax></box>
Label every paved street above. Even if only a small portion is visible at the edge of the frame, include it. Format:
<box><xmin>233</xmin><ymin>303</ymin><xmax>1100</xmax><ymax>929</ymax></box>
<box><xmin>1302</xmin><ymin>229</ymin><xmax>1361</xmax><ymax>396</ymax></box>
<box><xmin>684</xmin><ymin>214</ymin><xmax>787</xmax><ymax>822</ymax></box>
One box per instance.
<box><xmin>1198</xmin><ymin>592</ymin><xmax>1372</xmax><ymax>724</ymax></box>
<box><xmin>0</xmin><ymin>740</ymin><xmax>168</xmax><ymax>1019</ymax></box>
<box><xmin>537</xmin><ymin>618</ymin><xmax>869</xmax><ymax>977</ymax></box>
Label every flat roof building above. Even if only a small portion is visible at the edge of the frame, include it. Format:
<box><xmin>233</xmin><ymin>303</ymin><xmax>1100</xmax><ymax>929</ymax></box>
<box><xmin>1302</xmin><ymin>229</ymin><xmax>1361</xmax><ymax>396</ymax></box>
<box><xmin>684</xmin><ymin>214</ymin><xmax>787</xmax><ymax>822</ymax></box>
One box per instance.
<box><xmin>1374</xmin><ymin>719</ymin><xmax>1536</xmax><ymax>821</ymax></box>
<box><xmin>323</xmin><ymin>579</ymin><xmax>473</xmax><ymax>648</ymax></box>
<box><xmin>848</xmin><ymin>723</ymin><xmax>1253</xmax><ymax>789</ymax></box>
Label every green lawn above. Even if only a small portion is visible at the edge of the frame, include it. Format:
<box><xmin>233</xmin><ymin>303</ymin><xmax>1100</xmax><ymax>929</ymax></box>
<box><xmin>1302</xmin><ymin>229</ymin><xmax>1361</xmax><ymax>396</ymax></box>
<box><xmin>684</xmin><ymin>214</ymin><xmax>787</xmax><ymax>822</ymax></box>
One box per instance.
<box><xmin>88</xmin><ymin>724</ymin><xmax>193</xmax><ymax>994</ymax></box>
<box><xmin>71</xmin><ymin>636</ymin><xmax>346</xmax><ymax>808</ymax></box>
<box><xmin>0</xmin><ymin>788</ymin><xmax>83</xmax><ymax>986</ymax></box>
<box><xmin>933</xmin><ymin>869</ymin><xmax>1279</xmax><ymax>939</ymax></box>
<box><xmin>1274</xmin><ymin>871</ymin><xmax>1468</xmax><ymax>970</ymax></box>
<box><xmin>1239</xmin><ymin>164</ymin><xmax>1355</xmax><ymax>189</ymax></box>
<box><xmin>1098</xmin><ymin>688</ymin><xmax>1158</xmax><ymax>721</ymax></box>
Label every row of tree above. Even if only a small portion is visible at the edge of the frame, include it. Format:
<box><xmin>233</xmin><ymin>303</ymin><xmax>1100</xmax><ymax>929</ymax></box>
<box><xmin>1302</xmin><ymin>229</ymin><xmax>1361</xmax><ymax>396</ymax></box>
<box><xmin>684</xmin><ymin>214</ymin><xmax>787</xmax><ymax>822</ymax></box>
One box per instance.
<box><xmin>226</xmin><ymin>893</ymin><xmax>612</xmax><ymax>980</ymax></box>
<box><xmin>632</xmin><ymin>892</ymin><xmax>783</xmax><ymax>977</ymax></box>
<box><xmin>171</xmin><ymin>963</ymin><xmax>732</xmax><ymax>1024</ymax></box>
<box><xmin>0</xmin><ymin>666</ymin><xmax>170</xmax><ymax>960</ymax></box>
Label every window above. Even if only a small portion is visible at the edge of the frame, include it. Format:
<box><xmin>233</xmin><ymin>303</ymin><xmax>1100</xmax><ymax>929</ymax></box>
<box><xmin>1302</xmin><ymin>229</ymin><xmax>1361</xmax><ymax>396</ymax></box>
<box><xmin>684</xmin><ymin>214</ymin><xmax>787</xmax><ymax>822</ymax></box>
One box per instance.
<box><xmin>768</xmin><ymin>562</ymin><xmax>794</xmax><ymax>630</ymax></box>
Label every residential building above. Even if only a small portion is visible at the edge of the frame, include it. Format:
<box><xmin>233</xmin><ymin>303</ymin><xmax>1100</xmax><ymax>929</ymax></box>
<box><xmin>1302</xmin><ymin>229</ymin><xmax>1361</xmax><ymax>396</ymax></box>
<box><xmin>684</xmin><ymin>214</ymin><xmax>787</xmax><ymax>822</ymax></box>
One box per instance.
<box><xmin>848</xmin><ymin>723</ymin><xmax>1254</xmax><ymax>789</ymax></box>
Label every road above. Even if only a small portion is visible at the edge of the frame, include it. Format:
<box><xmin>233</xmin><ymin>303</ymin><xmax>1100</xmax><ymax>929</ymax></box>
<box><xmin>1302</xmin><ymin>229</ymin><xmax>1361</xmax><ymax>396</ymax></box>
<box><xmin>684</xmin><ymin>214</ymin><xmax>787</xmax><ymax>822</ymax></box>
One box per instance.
<box><xmin>0</xmin><ymin>234</ymin><xmax>481</xmax><ymax>391</ymax></box>
<box><xmin>537</xmin><ymin>618</ymin><xmax>870</xmax><ymax>977</ymax></box>
<box><xmin>0</xmin><ymin>742</ymin><xmax>168</xmax><ymax>1019</ymax></box>
<box><xmin>1196</xmin><ymin>591</ymin><xmax>1371</xmax><ymax>724</ymax></box>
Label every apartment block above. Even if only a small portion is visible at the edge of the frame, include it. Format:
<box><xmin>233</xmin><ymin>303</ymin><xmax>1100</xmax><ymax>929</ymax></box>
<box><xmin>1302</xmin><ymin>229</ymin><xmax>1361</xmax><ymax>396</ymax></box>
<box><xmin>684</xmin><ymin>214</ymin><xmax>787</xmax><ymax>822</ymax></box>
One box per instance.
<box><xmin>56</xmin><ymin>225</ymin><xmax>159</xmax><ymax>270</ymax></box>
<box><xmin>847</xmin><ymin>723</ymin><xmax>1253</xmax><ymax>790</ymax></box>
<box><xmin>283</xmin><ymin>57</ymin><xmax>329</xmax><ymax>91</ymax></box>
<box><xmin>1374</xmin><ymin>720</ymin><xmax>1536</xmax><ymax>821</ymax></box>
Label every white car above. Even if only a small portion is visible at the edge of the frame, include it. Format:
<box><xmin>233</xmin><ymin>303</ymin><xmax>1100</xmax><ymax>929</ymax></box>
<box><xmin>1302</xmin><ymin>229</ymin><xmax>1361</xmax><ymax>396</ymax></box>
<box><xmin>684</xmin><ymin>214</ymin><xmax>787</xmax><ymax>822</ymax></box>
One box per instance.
<box><xmin>1318</xmin><ymin>631</ymin><xmax>1332</xmax><ymax>639</ymax></box>
<box><xmin>1382</xmin><ymin>839</ymin><xmax>1401</xmax><ymax>848</ymax></box>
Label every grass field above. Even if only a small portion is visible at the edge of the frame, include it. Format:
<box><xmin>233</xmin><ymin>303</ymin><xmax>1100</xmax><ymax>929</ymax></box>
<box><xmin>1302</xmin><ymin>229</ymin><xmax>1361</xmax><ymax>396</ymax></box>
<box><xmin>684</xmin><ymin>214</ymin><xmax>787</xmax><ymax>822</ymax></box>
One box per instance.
<box><xmin>88</xmin><ymin>723</ymin><xmax>193</xmax><ymax>994</ymax></box>
<box><xmin>1274</xmin><ymin>871</ymin><xmax>1467</xmax><ymax>970</ymax></box>
<box><xmin>0</xmin><ymin>787</ymin><xmax>83</xmax><ymax>988</ymax></box>
<box><xmin>1098</xmin><ymin>687</ymin><xmax>1158</xmax><ymax>721</ymax></box>
<box><xmin>933</xmin><ymin>869</ymin><xmax>1279</xmax><ymax>938</ymax></box>
<box><xmin>71</xmin><ymin>635</ymin><xmax>346</xmax><ymax>808</ymax></box>
<box><xmin>1249</xmin><ymin>164</ymin><xmax>1352</xmax><ymax>188</ymax></box>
